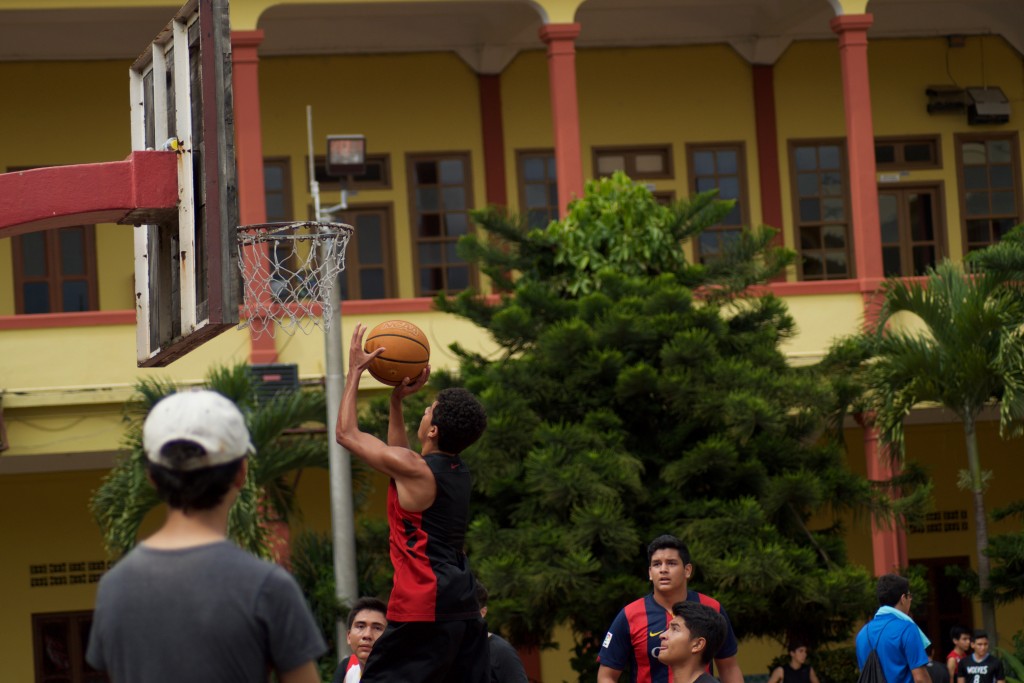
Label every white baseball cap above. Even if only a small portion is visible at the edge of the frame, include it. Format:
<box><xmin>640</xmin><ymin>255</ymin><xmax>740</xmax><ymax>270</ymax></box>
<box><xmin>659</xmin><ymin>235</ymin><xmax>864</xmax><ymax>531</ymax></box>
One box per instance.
<box><xmin>143</xmin><ymin>390</ymin><xmax>255</xmax><ymax>471</ymax></box>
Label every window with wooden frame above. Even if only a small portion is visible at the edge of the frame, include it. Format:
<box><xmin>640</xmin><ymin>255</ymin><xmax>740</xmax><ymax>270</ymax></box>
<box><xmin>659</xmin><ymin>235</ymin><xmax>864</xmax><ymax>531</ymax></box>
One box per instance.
<box><xmin>593</xmin><ymin>145</ymin><xmax>673</xmax><ymax>179</ymax></box>
<box><xmin>878</xmin><ymin>185</ymin><xmax>945</xmax><ymax>277</ymax></box>
<box><xmin>687</xmin><ymin>143</ymin><xmax>748</xmax><ymax>263</ymax></box>
<box><xmin>407</xmin><ymin>153</ymin><xmax>476</xmax><ymax>296</ymax></box>
<box><xmin>264</xmin><ymin>157</ymin><xmax>293</xmax><ymax>223</ymax></box>
<box><xmin>875</xmin><ymin>136</ymin><xmax>941</xmax><ymax>171</ymax></box>
<box><xmin>12</xmin><ymin>226</ymin><xmax>98</xmax><ymax>314</ymax></box>
<box><xmin>790</xmin><ymin>141</ymin><xmax>853</xmax><ymax>280</ymax></box>
<box><xmin>335</xmin><ymin>205</ymin><xmax>397</xmax><ymax>300</ymax></box>
<box><xmin>955</xmin><ymin>133</ymin><xmax>1021</xmax><ymax>252</ymax></box>
<box><xmin>516</xmin><ymin>150</ymin><xmax>559</xmax><ymax>229</ymax></box>
<box><xmin>310</xmin><ymin>153</ymin><xmax>391</xmax><ymax>192</ymax></box>
<box><xmin>32</xmin><ymin>611</ymin><xmax>108</xmax><ymax>683</ymax></box>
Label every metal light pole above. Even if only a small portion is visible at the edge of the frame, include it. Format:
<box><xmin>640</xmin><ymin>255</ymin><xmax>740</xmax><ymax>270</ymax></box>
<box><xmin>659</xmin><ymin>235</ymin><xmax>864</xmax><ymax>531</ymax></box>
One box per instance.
<box><xmin>306</xmin><ymin>105</ymin><xmax>358</xmax><ymax>655</ymax></box>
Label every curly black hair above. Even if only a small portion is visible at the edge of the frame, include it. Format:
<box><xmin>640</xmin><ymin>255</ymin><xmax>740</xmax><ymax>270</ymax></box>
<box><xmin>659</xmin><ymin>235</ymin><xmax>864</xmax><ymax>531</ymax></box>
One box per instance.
<box><xmin>432</xmin><ymin>388</ymin><xmax>487</xmax><ymax>454</ymax></box>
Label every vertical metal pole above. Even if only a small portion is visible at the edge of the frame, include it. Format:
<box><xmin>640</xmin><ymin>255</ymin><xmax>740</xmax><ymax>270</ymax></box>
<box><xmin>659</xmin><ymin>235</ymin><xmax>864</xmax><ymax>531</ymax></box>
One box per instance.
<box><xmin>308</xmin><ymin>106</ymin><xmax>358</xmax><ymax>658</ymax></box>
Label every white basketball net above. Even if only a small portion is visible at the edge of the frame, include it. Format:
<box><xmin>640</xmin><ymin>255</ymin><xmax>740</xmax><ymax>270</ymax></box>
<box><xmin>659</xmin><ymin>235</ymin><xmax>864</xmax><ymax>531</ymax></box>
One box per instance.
<box><xmin>236</xmin><ymin>221</ymin><xmax>353</xmax><ymax>337</ymax></box>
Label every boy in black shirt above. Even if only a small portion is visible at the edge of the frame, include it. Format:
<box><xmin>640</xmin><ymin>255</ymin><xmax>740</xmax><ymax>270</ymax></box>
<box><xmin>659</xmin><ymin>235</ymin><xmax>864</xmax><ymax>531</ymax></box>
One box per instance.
<box><xmin>957</xmin><ymin>631</ymin><xmax>1005</xmax><ymax>683</ymax></box>
<box><xmin>656</xmin><ymin>602</ymin><xmax>728</xmax><ymax>683</ymax></box>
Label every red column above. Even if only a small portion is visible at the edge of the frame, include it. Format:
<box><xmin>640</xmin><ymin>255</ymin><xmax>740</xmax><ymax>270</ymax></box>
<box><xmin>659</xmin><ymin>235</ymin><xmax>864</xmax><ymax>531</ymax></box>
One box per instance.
<box><xmin>856</xmin><ymin>413</ymin><xmax>906</xmax><ymax>575</ymax></box>
<box><xmin>479</xmin><ymin>74</ymin><xmax>508</xmax><ymax>208</ymax></box>
<box><xmin>539</xmin><ymin>23</ymin><xmax>585</xmax><ymax>214</ymax></box>
<box><xmin>831</xmin><ymin>14</ymin><xmax>884</xmax><ymax>289</ymax></box>
<box><xmin>752</xmin><ymin>65</ymin><xmax>784</xmax><ymax>255</ymax></box>
<box><xmin>231</xmin><ymin>30</ymin><xmax>277</xmax><ymax>364</ymax></box>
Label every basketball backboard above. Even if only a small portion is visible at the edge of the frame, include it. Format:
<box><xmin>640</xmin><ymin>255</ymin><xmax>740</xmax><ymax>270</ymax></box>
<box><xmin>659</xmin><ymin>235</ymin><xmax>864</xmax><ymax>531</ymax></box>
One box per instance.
<box><xmin>129</xmin><ymin>0</ymin><xmax>238</xmax><ymax>367</ymax></box>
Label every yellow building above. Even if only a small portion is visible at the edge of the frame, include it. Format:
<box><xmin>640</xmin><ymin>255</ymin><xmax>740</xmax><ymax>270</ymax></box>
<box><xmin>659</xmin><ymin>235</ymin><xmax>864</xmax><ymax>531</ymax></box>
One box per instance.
<box><xmin>2</xmin><ymin>0</ymin><xmax>1024</xmax><ymax>680</ymax></box>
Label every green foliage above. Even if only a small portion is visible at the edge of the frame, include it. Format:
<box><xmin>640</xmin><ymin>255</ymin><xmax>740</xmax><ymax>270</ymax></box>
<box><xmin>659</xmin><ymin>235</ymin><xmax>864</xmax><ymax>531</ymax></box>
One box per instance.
<box><xmin>997</xmin><ymin>630</ymin><xmax>1024</xmax><ymax>683</ymax></box>
<box><xmin>984</xmin><ymin>501</ymin><xmax>1024</xmax><ymax>604</ymax></box>
<box><xmin>90</xmin><ymin>364</ymin><xmax>339</xmax><ymax>559</ymax></box>
<box><xmin>827</xmin><ymin>253</ymin><xmax>1024</xmax><ymax>640</ymax></box>
<box><xmin>291</xmin><ymin>531</ymin><xmax>345</xmax><ymax>681</ymax></box>
<box><xmin>814</xmin><ymin>647</ymin><xmax>860</xmax><ymax>683</ymax></box>
<box><xmin>432</xmin><ymin>174</ymin><xmax>886</xmax><ymax>679</ymax></box>
<box><xmin>765</xmin><ymin>646</ymin><xmax>859</xmax><ymax>683</ymax></box>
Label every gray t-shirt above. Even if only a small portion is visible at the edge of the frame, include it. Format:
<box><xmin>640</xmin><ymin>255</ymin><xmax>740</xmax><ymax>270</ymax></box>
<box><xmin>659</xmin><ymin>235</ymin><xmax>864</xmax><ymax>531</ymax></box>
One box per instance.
<box><xmin>489</xmin><ymin>633</ymin><xmax>528</xmax><ymax>683</ymax></box>
<box><xmin>87</xmin><ymin>541</ymin><xmax>326</xmax><ymax>682</ymax></box>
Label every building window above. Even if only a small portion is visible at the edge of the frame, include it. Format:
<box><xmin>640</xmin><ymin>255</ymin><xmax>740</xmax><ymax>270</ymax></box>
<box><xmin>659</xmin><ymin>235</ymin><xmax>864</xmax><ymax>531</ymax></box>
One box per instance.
<box><xmin>12</xmin><ymin>226</ymin><xmax>98</xmax><ymax>314</ymax></box>
<box><xmin>956</xmin><ymin>134</ymin><xmax>1021</xmax><ymax>252</ymax></box>
<box><xmin>264</xmin><ymin>157</ymin><xmax>293</xmax><ymax>223</ymax></box>
<box><xmin>878</xmin><ymin>186</ymin><xmax>944</xmax><ymax>277</ymax></box>
<box><xmin>593</xmin><ymin>145</ymin><xmax>673</xmax><ymax>180</ymax></box>
<box><xmin>310</xmin><ymin>154</ymin><xmax>391</xmax><ymax>192</ymax></box>
<box><xmin>407</xmin><ymin>153</ymin><xmax>475</xmax><ymax>296</ymax></box>
<box><xmin>687</xmin><ymin>143</ymin><xmax>748</xmax><ymax>263</ymax></box>
<box><xmin>875</xmin><ymin>136</ymin><xmax>941</xmax><ymax>171</ymax></box>
<box><xmin>32</xmin><ymin>611</ymin><xmax>108</xmax><ymax>683</ymax></box>
<box><xmin>517</xmin><ymin>150</ymin><xmax>559</xmax><ymax>229</ymax></box>
<box><xmin>336</xmin><ymin>205</ymin><xmax>396</xmax><ymax>300</ymax></box>
<box><xmin>790</xmin><ymin>141</ymin><xmax>852</xmax><ymax>280</ymax></box>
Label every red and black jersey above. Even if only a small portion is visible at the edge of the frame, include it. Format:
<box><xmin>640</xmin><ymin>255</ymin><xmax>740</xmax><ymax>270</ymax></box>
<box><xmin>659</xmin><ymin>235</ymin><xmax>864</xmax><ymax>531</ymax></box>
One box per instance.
<box><xmin>385</xmin><ymin>452</ymin><xmax>479</xmax><ymax>622</ymax></box>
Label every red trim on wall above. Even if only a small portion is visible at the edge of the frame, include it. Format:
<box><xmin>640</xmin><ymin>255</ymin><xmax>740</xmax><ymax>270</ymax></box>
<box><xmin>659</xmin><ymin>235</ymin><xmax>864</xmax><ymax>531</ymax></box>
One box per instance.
<box><xmin>539</xmin><ymin>23</ymin><xmax>585</xmax><ymax>213</ymax></box>
<box><xmin>752</xmin><ymin>65</ymin><xmax>784</xmax><ymax>239</ymax></box>
<box><xmin>0</xmin><ymin>298</ymin><xmax>442</xmax><ymax>331</ymax></box>
<box><xmin>0</xmin><ymin>311</ymin><xmax>135</xmax><ymax>330</ymax></box>
<box><xmin>479</xmin><ymin>74</ymin><xmax>508</xmax><ymax>207</ymax></box>
<box><xmin>0</xmin><ymin>151</ymin><xmax>177</xmax><ymax>237</ymax></box>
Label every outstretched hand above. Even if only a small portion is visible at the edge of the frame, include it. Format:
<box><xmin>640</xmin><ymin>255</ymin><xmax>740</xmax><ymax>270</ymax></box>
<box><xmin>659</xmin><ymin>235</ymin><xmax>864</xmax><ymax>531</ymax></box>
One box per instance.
<box><xmin>392</xmin><ymin>365</ymin><xmax>431</xmax><ymax>400</ymax></box>
<box><xmin>348</xmin><ymin>323</ymin><xmax>384</xmax><ymax>376</ymax></box>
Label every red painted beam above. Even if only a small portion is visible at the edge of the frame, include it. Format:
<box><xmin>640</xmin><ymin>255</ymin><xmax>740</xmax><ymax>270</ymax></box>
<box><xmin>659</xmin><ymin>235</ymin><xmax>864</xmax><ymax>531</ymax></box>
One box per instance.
<box><xmin>0</xmin><ymin>150</ymin><xmax>177</xmax><ymax>237</ymax></box>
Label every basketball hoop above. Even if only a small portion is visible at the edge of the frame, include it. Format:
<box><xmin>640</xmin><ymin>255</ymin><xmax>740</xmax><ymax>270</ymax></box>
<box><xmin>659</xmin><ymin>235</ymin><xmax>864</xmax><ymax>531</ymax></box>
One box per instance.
<box><xmin>236</xmin><ymin>221</ymin><xmax>353</xmax><ymax>337</ymax></box>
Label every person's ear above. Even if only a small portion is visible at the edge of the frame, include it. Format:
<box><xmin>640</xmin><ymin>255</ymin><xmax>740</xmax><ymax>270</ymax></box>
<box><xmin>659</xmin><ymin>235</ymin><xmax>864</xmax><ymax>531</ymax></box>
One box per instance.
<box><xmin>693</xmin><ymin>636</ymin><xmax>707</xmax><ymax>656</ymax></box>
<box><xmin>234</xmin><ymin>459</ymin><xmax>249</xmax><ymax>489</ymax></box>
<box><xmin>684</xmin><ymin>564</ymin><xmax>693</xmax><ymax>579</ymax></box>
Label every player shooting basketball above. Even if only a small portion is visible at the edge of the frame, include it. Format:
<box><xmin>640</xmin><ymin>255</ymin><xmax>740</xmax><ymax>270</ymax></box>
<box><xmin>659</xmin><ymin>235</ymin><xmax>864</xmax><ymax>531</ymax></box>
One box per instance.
<box><xmin>336</xmin><ymin>323</ymin><xmax>490</xmax><ymax>682</ymax></box>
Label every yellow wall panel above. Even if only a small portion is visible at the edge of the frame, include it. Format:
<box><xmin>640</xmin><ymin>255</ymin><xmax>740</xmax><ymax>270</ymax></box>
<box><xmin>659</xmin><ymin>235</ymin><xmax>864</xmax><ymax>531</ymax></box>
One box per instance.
<box><xmin>258</xmin><ymin>52</ymin><xmax>485</xmax><ymax>300</ymax></box>
<box><xmin>778</xmin><ymin>293</ymin><xmax>865</xmax><ymax>363</ymax></box>
<box><xmin>0</xmin><ymin>470</ymin><xmax>110</xmax><ymax>683</ymax></box>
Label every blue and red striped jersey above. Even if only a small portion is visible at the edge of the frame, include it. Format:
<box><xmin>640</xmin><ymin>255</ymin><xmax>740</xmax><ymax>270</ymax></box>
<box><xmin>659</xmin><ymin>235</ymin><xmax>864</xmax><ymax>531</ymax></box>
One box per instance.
<box><xmin>598</xmin><ymin>591</ymin><xmax>738</xmax><ymax>683</ymax></box>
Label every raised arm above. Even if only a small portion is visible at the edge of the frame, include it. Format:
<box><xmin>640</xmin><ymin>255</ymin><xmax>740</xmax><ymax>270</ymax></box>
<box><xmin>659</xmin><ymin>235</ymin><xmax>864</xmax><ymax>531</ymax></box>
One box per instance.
<box><xmin>336</xmin><ymin>324</ymin><xmax>436</xmax><ymax>510</ymax></box>
<box><xmin>388</xmin><ymin>368</ymin><xmax>429</xmax><ymax>449</ymax></box>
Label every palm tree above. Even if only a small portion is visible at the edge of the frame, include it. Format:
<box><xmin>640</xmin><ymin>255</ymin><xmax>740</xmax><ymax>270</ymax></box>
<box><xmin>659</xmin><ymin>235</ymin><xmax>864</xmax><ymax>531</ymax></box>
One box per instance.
<box><xmin>90</xmin><ymin>363</ymin><xmax>341</xmax><ymax>559</ymax></box>
<box><xmin>859</xmin><ymin>259</ymin><xmax>1024</xmax><ymax>642</ymax></box>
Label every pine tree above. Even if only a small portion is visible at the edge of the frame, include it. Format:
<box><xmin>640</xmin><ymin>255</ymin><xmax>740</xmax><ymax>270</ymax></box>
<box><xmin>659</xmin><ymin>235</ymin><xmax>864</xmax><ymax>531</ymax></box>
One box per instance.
<box><xmin>431</xmin><ymin>173</ymin><xmax>895</xmax><ymax>678</ymax></box>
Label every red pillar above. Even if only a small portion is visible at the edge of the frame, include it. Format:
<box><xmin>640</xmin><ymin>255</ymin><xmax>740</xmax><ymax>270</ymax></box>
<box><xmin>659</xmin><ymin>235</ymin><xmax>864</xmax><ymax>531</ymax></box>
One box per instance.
<box><xmin>479</xmin><ymin>74</ymin><xmax>508</xmax><ymax>208</ymax></box>
<box><xmin>539</xmin><ymin>23</ymin><xmax>585</xmax><ymax>214</ymax></box>
<box><xmin>856</xmin><ymin>413</ymin><xmax>906</xmax><ymax>575</ymax></box>
<box><xmin>832</xmin><ymin>14</ymin><xmax>906</xmax><ymax>573</ymax></box>
<box><xmin>231</xmin><ymin>30</ymin><xmax>277</xmax><ymax>365</ymax></box>
<box><xmin>752</xmin><ymin>65</ymin><xmax>784</xmax><ymax>255</ymax></box>
<box><xmin>831</xmin><ymin>15</ymin><xmax>884</xmax><ymax>288</ymax></box>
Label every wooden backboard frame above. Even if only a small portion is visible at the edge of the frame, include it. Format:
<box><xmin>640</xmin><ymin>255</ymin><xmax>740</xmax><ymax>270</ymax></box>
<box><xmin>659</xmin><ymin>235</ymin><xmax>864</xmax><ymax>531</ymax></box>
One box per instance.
<box><xmin>129</xmin><ymin>0</ymin><xmax>239</xmax><ymax>367</ymax></box>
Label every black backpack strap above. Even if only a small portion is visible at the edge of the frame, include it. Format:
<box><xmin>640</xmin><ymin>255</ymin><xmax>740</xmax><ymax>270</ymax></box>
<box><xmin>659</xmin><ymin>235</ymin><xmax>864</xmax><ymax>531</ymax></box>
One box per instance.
<box><xmin>869</xmin><ymin>619</ymin><xmax>897</xmax><ymax>653</ymax></box>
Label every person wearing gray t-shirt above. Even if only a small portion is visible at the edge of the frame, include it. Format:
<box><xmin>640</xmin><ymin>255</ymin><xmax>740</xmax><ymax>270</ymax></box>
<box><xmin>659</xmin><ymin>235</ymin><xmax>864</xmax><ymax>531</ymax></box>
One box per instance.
<box><xmin>86</xmin><ymin>390</ymin><xmax>326</xmax><ymax>683</ymax></box>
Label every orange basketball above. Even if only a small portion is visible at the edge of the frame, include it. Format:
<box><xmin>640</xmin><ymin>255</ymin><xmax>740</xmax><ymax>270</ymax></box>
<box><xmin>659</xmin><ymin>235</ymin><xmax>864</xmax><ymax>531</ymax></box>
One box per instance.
<box><xmin>364</xmin><ymin>320</ymin><xmax>431</xmax><ymax>386</ymax></box>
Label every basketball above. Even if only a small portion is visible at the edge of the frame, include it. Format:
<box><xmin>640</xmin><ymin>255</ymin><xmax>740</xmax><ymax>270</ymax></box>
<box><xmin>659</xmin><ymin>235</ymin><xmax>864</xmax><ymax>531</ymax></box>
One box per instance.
<box><xmin>364</xmin><ymin>320</ymin><xmax>431</xmax><ymax>386</ymax></box>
